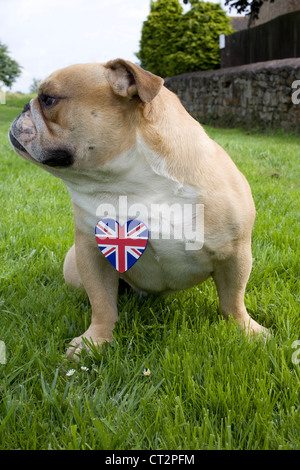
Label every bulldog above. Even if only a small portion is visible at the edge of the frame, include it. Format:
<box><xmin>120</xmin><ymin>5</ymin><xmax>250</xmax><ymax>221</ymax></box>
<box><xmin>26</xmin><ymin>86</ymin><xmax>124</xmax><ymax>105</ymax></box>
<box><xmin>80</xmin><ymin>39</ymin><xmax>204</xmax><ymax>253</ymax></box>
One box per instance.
<box><xmin>9</xmin><ymin>59</ymin><xmax>267</xmax><ymax>357</ymax></box>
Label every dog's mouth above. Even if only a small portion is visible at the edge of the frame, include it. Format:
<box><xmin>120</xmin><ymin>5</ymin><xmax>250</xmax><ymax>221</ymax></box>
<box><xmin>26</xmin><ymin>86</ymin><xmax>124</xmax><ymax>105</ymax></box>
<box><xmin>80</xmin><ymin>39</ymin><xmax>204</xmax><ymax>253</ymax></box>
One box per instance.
<box><xmin>41</xmin><ymin>149</ymin><xmax>74</xmax><ymax>167</ymax></box>
<box><xmin>9</xmin><ymin>130</ymin><xmax>27</xmax><ymax>153</ymax></box>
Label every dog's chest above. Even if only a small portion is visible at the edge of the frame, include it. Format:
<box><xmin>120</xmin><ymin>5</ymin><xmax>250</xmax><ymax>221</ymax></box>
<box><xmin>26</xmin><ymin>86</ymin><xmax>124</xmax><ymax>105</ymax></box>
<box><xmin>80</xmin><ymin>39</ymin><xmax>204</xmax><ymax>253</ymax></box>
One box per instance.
<box><xmin>64</xmin><ymin>141</ymin><xmax>212</xmax><ymax>291</ymax></box>
<box><xmin>65</xmin><ymin>142</ymin><xmax>200</xmax><ymax>231</ymax></box>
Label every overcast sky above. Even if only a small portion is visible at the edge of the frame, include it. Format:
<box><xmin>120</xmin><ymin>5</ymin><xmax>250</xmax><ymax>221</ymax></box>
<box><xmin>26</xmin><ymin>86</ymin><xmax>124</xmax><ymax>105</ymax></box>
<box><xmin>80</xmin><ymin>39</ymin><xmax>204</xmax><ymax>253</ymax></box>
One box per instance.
<box><xmin>0</xmin><ymin>0</ymin><xmax>240</xmax><ymax>93</ymax></box>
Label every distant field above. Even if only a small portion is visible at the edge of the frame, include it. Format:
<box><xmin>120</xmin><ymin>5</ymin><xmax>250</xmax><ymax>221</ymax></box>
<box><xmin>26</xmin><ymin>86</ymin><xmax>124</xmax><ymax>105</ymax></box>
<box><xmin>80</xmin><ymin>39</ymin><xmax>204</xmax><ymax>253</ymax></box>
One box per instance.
<box><xmin>0</xmin><ymin>95</ymin><xmax>299</xmax><ymax>450</ymax></box>
<box><xmin>0</xmin><ymin>93</ymin><xmax>36</xmax><ymax>129</ymax></box>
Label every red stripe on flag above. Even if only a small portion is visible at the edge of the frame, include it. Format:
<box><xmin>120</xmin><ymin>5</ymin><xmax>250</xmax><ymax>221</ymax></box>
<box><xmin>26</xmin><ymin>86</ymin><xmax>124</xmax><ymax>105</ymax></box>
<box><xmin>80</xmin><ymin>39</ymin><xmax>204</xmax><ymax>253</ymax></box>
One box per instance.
<box><xmin>97</xmin><ymin>223</ymin><xmax>113</xmax><ymax>236</ymax></box>
<box><xmin>96</xmin><ymin>236</ymin><xmax>146</xmax><ymax>248</ymax></box>
<box><xmin>127</xmin><ymin>223</ymin><xmax>144</xmax><ymax>238</ymax></box>
<box><xmin>131</xmin><ymin>248</ymin><xmax>141</xmax><ymax>257</ymax></box>
<box><xmin>104</xmin><ymin>246</ymin><xmax>116</xmax><ymax>257</ymax></box>
<box><xmin>118</xmin><ymin>224</ymin><xmax>126</xmax><ymax>273</ymax></box>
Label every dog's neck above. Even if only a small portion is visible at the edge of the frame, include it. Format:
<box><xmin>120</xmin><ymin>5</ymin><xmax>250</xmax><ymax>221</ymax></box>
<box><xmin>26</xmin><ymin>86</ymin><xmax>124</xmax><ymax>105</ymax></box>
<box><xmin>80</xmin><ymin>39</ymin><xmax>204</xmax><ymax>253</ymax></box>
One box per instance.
<box><xmin>137</xmin><ymin>87</ymin><xmax>216</xmax><ymax>185</ymax></box>
<box><xmin>59</xmin><ymin>132</ymin><xmax>200</xmax><ymax>235</ymax></box>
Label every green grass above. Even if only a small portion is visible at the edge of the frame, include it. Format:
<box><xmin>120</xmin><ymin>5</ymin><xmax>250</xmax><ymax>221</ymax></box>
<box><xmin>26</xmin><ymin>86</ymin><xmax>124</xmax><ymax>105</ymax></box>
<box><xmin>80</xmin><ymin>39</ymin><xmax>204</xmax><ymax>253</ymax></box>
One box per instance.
<box><xmin>0</xmin><ymin>96</ymin><xmax>299</xmax><ymax>450</ymax></box>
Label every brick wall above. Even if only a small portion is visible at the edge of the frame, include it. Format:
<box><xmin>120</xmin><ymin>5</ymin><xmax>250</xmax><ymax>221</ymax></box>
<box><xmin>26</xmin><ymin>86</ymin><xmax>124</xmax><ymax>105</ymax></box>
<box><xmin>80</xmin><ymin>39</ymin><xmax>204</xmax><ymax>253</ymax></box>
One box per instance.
<box><xmin>164</xmin><ymin>58</ymin><xmax>300</xmax><ymax>132</ymax></box>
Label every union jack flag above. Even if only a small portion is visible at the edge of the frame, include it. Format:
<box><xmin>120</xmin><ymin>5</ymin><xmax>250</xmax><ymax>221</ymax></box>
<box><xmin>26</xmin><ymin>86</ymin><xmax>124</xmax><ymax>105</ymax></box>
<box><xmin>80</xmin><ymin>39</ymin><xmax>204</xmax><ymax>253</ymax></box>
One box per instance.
<box><xmin>95</xmin><ymin>218</ymin><xmax>149</xmax><ymax>273</ymax></box>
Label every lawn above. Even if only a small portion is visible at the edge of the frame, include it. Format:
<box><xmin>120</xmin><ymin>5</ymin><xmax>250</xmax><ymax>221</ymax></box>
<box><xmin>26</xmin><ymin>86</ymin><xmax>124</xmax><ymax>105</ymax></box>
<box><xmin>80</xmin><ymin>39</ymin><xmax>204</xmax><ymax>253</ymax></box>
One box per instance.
<box><xmin>0</xmin><ymin>95</ymin><xmax>299</xmax><ymax>450</ymax></box>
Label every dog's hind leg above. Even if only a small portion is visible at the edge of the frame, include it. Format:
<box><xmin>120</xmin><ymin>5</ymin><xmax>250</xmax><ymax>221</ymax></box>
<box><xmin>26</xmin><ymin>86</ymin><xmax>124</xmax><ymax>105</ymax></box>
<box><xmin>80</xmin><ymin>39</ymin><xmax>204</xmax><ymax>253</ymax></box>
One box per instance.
<box><xmin>63</xmin><ymin>244</ymin><xmax>83</xmax><ymax>289</ymax></box>
<box><xmin>212</xmin><ymin>241</ymin><xmax>268</xmax><ymax>337</ymax></box>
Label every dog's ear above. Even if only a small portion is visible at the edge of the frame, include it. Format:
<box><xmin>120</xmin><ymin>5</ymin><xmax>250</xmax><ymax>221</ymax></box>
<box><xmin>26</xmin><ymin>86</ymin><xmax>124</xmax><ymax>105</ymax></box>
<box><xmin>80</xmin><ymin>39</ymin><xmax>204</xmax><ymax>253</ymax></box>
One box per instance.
<box><xmin>105</xmin><ymin>59</ymin><xmax>164</xmax><ymax>103</ymax></box>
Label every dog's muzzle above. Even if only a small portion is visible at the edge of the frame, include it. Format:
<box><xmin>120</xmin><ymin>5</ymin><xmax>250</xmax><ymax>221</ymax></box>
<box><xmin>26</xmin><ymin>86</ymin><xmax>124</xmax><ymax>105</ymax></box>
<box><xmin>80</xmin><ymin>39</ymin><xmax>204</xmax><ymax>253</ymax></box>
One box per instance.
<box><xmin>9</xmin><ymin>102</ymin><xmax>34</xmax><ymax>153</ymax></box>
<box><xmin>41</xmin><ymin>149</ymin><xmax>74</xmax><ymax>167</ymax></box>
<box><xmin>9</xmin><ymin>102</ymin><xmax>74</xmax><ymax>167</ymax></box>
<box><xmin>9</xmin><ymin>129</ymin><xmax>27</xmax><ymax>152</ymax></box>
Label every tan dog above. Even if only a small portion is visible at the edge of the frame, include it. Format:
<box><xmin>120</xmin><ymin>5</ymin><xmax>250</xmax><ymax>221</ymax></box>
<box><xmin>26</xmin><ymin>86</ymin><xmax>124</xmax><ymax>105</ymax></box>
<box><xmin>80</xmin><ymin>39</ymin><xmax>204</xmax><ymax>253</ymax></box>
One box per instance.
<box><xmin>9</xmin><ymin>59</ymin><xmax>267</xmax><ymax>357</ymax></box>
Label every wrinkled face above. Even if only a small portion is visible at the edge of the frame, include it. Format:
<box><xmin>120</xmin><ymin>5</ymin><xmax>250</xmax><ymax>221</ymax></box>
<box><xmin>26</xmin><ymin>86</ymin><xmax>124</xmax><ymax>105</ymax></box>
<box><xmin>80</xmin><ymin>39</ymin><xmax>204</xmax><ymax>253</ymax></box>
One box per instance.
<box><xmin>9</xmin><ymin>63</ymin><xmax>138</xmax><ymax>172</ymax></box>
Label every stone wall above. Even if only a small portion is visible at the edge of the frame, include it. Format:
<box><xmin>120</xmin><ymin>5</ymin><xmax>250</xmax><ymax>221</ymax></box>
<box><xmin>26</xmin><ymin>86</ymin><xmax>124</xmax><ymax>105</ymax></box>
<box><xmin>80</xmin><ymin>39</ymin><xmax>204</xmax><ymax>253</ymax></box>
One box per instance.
<box><xmin>164</xmin><ymin>58</ymin><xmax>300</xmax><ymax>132</ymax></box>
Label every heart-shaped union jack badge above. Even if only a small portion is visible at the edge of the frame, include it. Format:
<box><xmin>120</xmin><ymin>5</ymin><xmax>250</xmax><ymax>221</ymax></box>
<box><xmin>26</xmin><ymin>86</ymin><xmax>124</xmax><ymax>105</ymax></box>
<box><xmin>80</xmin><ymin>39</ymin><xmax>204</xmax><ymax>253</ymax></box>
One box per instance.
<box><xmin>95</xmin><ymin>218</ymin><xmax>149</xmax><ymax>273</ymax></box>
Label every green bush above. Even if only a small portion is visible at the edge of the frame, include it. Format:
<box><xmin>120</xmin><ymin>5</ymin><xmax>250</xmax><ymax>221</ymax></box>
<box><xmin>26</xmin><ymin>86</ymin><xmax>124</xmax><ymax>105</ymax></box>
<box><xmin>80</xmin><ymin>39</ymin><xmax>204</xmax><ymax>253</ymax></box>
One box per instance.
<box><xmin>136</xmin><ymin>0</ymin><xmax>233</xmax><ymax>77</ymax></box>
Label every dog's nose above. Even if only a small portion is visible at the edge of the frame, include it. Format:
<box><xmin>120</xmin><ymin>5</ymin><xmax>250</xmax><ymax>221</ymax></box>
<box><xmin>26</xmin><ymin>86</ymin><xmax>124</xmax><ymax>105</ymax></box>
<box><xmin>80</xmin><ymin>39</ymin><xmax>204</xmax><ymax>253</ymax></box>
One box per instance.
<box><xmin>23</xmin><ymin>102</ymin><xmax>30</xmax><ymax>113</ymax></box>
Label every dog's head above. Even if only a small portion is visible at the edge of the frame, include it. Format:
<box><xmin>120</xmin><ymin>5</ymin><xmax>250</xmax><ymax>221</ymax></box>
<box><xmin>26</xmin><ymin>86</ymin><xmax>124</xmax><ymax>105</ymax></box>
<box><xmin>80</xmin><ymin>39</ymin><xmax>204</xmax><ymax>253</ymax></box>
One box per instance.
<box><xmin>9</xmin><ymin>59</ymin><xmax>164</xmax><ymax>171</ymax></box>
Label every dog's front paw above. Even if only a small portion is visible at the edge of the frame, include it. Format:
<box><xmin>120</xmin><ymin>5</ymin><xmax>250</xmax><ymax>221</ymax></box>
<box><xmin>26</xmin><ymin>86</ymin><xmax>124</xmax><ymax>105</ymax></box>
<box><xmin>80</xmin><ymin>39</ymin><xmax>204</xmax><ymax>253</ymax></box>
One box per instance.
<box><xmin>245</xmin><ymin>318</ymin><xmax>271</xmax><ymax>341</ymax></box>
<box><xmin>66</xmin><ymin>328</ymin><xmax>113</xmax><ymax>359</ymax></box>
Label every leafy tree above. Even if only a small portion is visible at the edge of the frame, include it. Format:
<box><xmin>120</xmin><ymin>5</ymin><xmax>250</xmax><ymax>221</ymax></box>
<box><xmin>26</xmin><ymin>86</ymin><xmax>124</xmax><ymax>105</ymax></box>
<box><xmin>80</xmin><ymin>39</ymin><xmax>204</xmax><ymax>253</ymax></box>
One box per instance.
<box><xmin>136</xmin><ymin>0</ymin><xmax>183</xmax><ymax>76</ymax></box>
<box><xmin>172</xmin><ymin>0</ymin><xmax>234</xmax><ymax>74</ymax></box>
<box><xmin>0</xmin><ymin>41</ymin><xmax>22</xmax><ymax>88</ymax></box>
<box><xmin>137</xmin><ymin>0</ymin><xmax>233</xmax><ymax>77</ymax></box>
<box><xmin>183</xmin><ymin>0</ymin><xmax>276</xmax><ymax>20</ymax></box>
<box><xmin>29</xmin><ymin>78</ymin><xmax>42</xmax><ymax>93</ymax></box>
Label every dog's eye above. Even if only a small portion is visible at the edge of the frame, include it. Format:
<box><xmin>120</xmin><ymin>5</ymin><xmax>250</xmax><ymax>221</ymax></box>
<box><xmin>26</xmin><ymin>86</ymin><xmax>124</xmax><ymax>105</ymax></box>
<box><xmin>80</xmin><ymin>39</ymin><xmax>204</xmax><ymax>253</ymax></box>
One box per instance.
<box><xmin>40</xmin><ymin>94</ymin><xmax>59</xmax><ymax>108</ymax></box>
